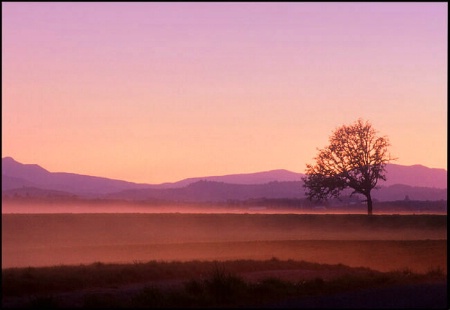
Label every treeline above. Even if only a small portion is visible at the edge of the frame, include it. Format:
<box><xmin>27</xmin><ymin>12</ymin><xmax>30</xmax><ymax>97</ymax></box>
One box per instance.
<box><xmin>2</xmin><ymin>193</ymin><xmax>447</xmax><ymax>214</ymax></box>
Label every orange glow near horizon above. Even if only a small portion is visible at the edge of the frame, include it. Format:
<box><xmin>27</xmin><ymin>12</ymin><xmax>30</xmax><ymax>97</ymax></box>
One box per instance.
<box><xmin>2</xmin><ymin>2</ymin><xmax>447</xmax><ymax>184</ymax></box>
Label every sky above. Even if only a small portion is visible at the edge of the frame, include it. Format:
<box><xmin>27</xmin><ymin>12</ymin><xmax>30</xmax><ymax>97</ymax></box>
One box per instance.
<box><xmin>2</xmin><ymin>2</ymin><xmax>447</xmax><ymax>184</ymax></box>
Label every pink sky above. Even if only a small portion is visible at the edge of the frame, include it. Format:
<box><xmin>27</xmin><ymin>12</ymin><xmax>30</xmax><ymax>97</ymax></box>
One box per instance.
<box><xmin>2</xmin><ymin>2</ymin><xmax>447</xmax><ymax>184</ymax></box>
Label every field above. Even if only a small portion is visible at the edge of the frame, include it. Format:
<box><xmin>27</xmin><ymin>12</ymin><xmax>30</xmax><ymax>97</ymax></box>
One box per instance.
<box><xmin>2</xmin><ymin>212</ymin><xmax>447</xmax><ymax>308</ymax></box>
<box><xmin>2</xmin><ymin>213</ymin><xmax>447</xmax><ymax>271</ymax></box>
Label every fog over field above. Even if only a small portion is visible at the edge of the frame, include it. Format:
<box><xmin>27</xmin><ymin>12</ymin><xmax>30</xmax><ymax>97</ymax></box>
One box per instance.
<box><xmin>2</xmin><ymin>212</ymin><xmax>446</xmax><ymax>273</ymax></box>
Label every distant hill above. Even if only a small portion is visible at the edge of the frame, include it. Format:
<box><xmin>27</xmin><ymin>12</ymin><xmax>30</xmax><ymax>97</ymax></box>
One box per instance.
<box><xmin>2</xmin><ymin>157</ymin><xmax>150</xmax><ymax>195</ymax></box>
<box><xmin>106</xmin><ymin>180</ymin><xmax>304</xmax><ymax>202</ymax></box>
<box><xmin>2</xmin><ymin>175</ymin><xmax>38</xmax><ymax>191</ymax></box>
<box><xmin>371</xmin><ymin>184</ymin><xmax>447</xmax><ymax>202</ymax></box>
<box><xmin>155</xmin><ymin>164</ymin><xmax>447</xmax><ymax>189</ymax></box>
<box><xmin>2</xmin><ymin>157</ymin><xmax>447</xmax><ymax>203</ymax></box>
<box><xmin>164</xmin><ymin>169</ymin><xmax>303</xmax><ymax>188</ymax></box>
<box><xmin>2</xmin><ymin>186</ymin><xmax>77</xmax><ymax>199</ymax></box>
<box><xmin>107</xmin><ymin>180</ymin><xmax>447</xmax><ymax>203</ymax></box>
<box><xmin>381</xmin><ymin>163</ymin><xmax>447</xmax><ymax>188</ymax></box>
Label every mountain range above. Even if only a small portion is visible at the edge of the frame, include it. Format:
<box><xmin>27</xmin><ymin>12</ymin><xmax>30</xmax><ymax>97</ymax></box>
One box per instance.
<box><xmin>2</xmin><ymin>157</ymin><xmax>447</xmax><ymax>202</ymax></box>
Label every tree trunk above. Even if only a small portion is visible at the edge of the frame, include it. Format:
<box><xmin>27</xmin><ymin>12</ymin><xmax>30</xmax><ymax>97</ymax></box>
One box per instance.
<box><xmin>367</xmin><ymin>193</ymin><xmax>373</xmax><ymax>215</ymax></box>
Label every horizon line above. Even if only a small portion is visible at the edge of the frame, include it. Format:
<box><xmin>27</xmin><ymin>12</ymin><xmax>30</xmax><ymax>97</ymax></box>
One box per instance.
<box><xmin>2</xmin><ymin>156</ymin><xmax>447</xmax><ymax>186</ymax></box>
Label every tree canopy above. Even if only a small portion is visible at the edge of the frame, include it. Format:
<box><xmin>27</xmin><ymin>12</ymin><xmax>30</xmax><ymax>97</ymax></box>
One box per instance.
<box><xmin>302</xmin><ymin>119</ymin><xmax>395</xmax><ymax>215</ymax></box>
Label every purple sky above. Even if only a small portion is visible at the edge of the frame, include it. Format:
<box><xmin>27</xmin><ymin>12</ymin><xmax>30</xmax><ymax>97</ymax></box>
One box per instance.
<box><xmin>2</xmin><ymin>2</ymin><xmax>447</xmax><ymax>183</ymax></box>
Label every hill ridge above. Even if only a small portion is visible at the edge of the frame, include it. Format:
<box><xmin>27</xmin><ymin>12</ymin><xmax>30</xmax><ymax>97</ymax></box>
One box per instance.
<box><xmin>2</xmin><ymin>157</ymin><xmax>447</xmax><ymax>199</ymax></box>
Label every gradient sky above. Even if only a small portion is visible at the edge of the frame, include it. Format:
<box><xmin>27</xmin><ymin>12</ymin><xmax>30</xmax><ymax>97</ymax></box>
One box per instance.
<box><xmin>2</xmin><ymin>2</ymin><xmax>447</xmax><ymax>184</ymax></box>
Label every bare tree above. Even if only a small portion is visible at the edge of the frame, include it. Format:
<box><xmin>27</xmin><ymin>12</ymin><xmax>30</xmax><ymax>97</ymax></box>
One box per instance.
<box><xmin>302</xmin><ymin>119</ymin><xmax>396</xmax><ymax>215</ymax></box>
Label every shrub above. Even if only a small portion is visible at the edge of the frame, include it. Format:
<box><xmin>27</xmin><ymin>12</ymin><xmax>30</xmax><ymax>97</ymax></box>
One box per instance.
<box><xmin>132</xmin><ymin>286</ymin><xmax>165</xmax><ymax>307</ymax></box>
<box><xmin>251</xmin><ymin>276</ymin><xmax>296</xmax><ymax>298</ymax></box>
<box><xmin>426</xmin><ymin>266</ymin><xmax>445</xmax><ymax>278</ymax></box>
<box><xmin>204</xmin><ymin>262</ymin><xmax>248</xmax><ymax>304</ymax></box>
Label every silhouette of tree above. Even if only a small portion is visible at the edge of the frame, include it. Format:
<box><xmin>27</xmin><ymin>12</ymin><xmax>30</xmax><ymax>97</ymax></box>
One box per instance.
<box><xmin>302</xmin><ymin>119</ymin><xmax>396</xmax><ymax>215</ymax></box>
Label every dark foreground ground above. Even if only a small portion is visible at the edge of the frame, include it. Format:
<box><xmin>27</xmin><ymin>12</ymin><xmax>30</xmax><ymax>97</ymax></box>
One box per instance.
<box><xmin>2</xmin><ymin>259</ymin><xmax>447</xmax><ymax>309</ymax></box>
<box><xmin>3</xmin><ymin>280</ymin><xmax>447</xmax><ymax>309</ymax></box>
<box><xmin>266</xmin><ymin>281</ymin><xmax>448</xmax><ymax>309</ymax></box>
